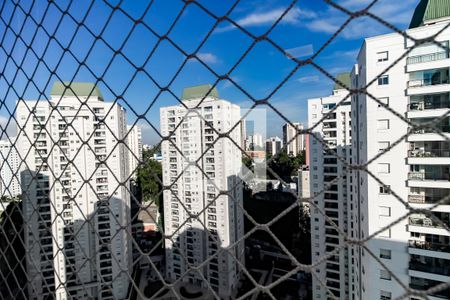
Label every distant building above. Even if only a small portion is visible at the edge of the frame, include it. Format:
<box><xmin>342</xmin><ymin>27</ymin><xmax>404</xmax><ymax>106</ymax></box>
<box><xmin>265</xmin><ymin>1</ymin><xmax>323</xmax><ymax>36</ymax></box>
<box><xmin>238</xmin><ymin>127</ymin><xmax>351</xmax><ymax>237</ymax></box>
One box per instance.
<box><xmin>0</xmin><ymin>138</ymin><xmax>21</xmax><ymax>198</ymax></box>
<box><xmin>245</xmin><ymin>150</ymin><xmax>266</xmax><ymax>161</ymax></box>
<box><xmin>240</xmin><ymin>118</ymin><xmax>247</xmax><ymax>151</ymax></box>
<box><xmin>151</xmin><ymin>153</ymin><xmax>163</xmax><ymax>162</ymax></box>
<box><xmin>246</xmin><ymin>133</ymin><xmax>264</xmax><ymax>150</ymax></box>
<box><xmin>283</xmin><ymin>122</ymin><xmax>305</xmax><ymax>156</ymax></box>
<box><xmin>138</xmin><ymin>203</ymin><xmax>159</xmax><ymax>233</ymax></box>
<box><xmin>127</xmin><ymin>125</ymin><xmax>142</xmax><ymax>178</ymax></box>
<box><xmin>18</xmin><ymin>82</ymin><xmax>132</xmax><ymax>300</ymax></box>
<box><xmin>308</xmin><ymin>73</ymin><xmax>351</xmax><ymax>299</ymax></box>
<box><xmin>143</xmin><ymin>144</ymin><xmax>153</xmax><ymax>151</ymax></box>
<box><xmin>297</xmin><ymin>165</ymin><xmax>310</xmax><ymax>199</ymax></box>
<box><xmin>266</xmin><ymin>136</ymin><xmax>282</xmax><ymax>157</ymax></box>
<box><xmin>160</xmin><ymin>84</ymin><xmax>244</xmax><ymax>298</ymax></box>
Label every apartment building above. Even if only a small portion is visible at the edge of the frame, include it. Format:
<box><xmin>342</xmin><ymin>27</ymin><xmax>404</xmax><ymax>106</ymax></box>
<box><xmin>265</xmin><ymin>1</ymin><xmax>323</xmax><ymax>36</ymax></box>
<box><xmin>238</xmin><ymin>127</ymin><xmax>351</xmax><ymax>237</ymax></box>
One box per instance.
<box><xmin>266</xmin><ymin>136</ymin><xmax>282</xmax><ymax>157</ymax></box>
<box><xmin>350</xmin><ymin>2</ymin><xmax>450</xmax><ymax>299</ymax></box>
<box><xmin>18</xmin><ymin>82</ymin><xmax>132</xmax><ymax>300</ymax></box>
<box><xmin>160</xmin><ymin>84</ymin><xmax>244</xmax><ymax>299</ymax></box>
<box><xmin>308</xmin><ymin>74</ymin><xmax>352</xmax><ymax>299</ymax></box>
<box><xmin>246</xmin><ymin>133</ymin><xmax>264</xmax><ymax>151</ymax></box>
<box><xmin>127</xmin><ymin>125</ymin><xmax>143</xmax><ymax>179</ymax></box>
<box><xmin>283</xmin><ymin>122</ymin><xmax>305</xmax><ymax>156</ymax></box>
<box><xmin>0</xmin><ymin>138</ymin><xmax>21</xmax><ymax>198</ymax></box>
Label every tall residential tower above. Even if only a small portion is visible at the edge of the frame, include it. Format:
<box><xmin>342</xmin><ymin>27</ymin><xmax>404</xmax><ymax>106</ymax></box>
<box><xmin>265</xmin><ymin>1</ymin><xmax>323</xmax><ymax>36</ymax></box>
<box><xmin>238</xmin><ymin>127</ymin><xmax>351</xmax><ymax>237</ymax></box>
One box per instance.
<box><xmin>308</xmin><ymin>74</ymin><xmax>352</xmax><ymax>299</ymax></box>
<box><xmin>18</xmin><ymin>82</ymin><xmax>132</xmax><ymax>300</ymax></box>
<box><xmin>351</xmin><ymin>2</ymin><xmax>450</xmax><ymax>299</ymax></box>
<box><xmin>160</xmin><ymin>85</ymin><xmax>244</xmax><ymax>299</ymax></box>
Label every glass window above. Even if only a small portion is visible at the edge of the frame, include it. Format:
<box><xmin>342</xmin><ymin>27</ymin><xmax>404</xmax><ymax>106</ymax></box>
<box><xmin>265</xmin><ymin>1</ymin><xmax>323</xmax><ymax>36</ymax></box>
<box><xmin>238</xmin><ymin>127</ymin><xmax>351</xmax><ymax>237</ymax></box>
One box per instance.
<box><xmin>380</xmin><ymin>249</ymin><xmax>391</xmax><ymax>259</ymax></box>
<box><xmin>380</xmin><ymin>269</ymin><xmax>391</xmax><ymax>280</ymax></box>
<box><xmin>378</xmin><ymin>75</ymin><xmax>389</xmax><ymax>85</ymax></box>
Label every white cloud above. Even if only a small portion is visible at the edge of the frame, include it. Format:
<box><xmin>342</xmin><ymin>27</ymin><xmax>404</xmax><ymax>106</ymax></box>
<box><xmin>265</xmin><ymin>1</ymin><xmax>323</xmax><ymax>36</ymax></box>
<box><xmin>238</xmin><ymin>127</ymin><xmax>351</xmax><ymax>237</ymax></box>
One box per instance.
<box><xmin>0</xmin><ymin>115</ymin><xmax>17</xmax><ymax>139</ymax></box>
<box><xmin>217</xmin><ymin>7</ymin><xmax>316</xmax><ymax>32</ymax></box>
<box><xmin>304</xmin><ymin>0</ymin><xmax>417</xmax><ymax>39</ymax></box>
<box><xmin>306</xmin><ymin>19</ymin><xmax>339</xmax><ymax>34</ymax></box>
<box><xmin>297</xmin><ymin>75</ymin><xmax>319</xmax><ymax>83</ymax></box>
<box><xmin>197</xmin><ymin>52</ymin><xmax>220</xmax><ymax>64</ymax></box>
<box><xmin>284</xmin><ymin>44</ymin><xmax>314</xmax><ymax>58</ymax></box>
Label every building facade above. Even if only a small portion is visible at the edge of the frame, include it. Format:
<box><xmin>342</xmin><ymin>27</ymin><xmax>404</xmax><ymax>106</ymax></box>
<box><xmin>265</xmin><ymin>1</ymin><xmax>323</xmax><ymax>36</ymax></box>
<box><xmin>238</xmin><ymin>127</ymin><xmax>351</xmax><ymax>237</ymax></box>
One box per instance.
<box><xmin>246</xmin><ymin>133</ymin><xmax>264</xmax><ymax>151</ymax></box>
<box><xmin>266</xmin><ymin>136</ymin><xmax>282</xmax><ymax>157</ymax></box>
<box><xmin>127</xmin><ymin>125</ymin><xmax>142</xmax><ymax>179</ymax></box>
<box><xmin>18</xmin><ymin>82</ymin><xmax>132</xmax><ymax>300</ymax></box>
<box><xmin>0</xmin><ymin>138</ymin><xmax>21</xmax><ymax>198</ymax></box>
<box><xmin>160</xmin><ymin>85</ymin><xmax>244</xmax><ymax>299</ymax></box>
<box><xmin>350</xmin><ymin>2</ymin><xmax>450</xmax><ymax>299</ymax></box>
<box><xmin>283</xmin><ymin>122</ymin><xmax>305</xmax><ymax>156</ymax></box>
<box><xmin>308</xmin><ymin>77</ymin><xmax>352</xmax><ymax>299</ymax></box>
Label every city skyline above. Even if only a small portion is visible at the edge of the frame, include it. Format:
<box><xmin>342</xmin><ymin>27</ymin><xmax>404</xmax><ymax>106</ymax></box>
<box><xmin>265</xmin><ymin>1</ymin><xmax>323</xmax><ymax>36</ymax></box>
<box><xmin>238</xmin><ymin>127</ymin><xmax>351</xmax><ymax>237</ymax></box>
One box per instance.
<box><xmin>1</xmin><ymin>1</ymin><xmax>450</xmax><ymax>300</ymax></box>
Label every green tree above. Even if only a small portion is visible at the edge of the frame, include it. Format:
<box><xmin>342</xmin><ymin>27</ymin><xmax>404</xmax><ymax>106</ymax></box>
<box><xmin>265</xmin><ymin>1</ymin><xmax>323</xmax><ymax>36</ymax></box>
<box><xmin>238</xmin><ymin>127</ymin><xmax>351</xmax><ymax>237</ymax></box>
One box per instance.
<box><xmin>267</xmin><ymin>150</ymin><xmax>305</xmax><ymax>182</ymax></box>
<box><xmin>137</xmin><ymin>147</ymin><xmax>163</xmax><ymax>206</ymax></box>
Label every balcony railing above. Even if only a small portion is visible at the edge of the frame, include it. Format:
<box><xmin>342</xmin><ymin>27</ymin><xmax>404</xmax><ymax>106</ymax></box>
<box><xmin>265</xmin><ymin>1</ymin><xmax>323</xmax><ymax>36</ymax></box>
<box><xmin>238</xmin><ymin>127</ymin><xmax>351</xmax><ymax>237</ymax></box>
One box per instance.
<box><xmin>408</xmin><ymin>100</ymin><xmax>450</xmax><ymax>111</ymax></box>
<box><xmin>408</xmin><ymin>172</ymin><xmax>450</xmax><ymax>181</ymax></box>
<box><xmin>408</xmin><ymin>78</ymin><xmax>449</xmax><ymax>88</ymax></box>
<box><xmin>409</xmin><ymin>240</ymin><xmax>450</xmax><ymax>253</ymax></box>
<box><xmin>407</xmin><ymin>51</ymin><xmax>448</xmax><ymax>65</ymax></box>
<box><xmin>409</xmin><ymin>125</ymin><xmax>450</xmax><ymax>134</ymax></box>
<box><xmin>408</xmin><ymin>149</ymin><xmax>450</xmax><ymax>158</ymax></box>
<box><xmin>410</xmin><ymin>261</ymin><xmax>450</xmax><ymax>277</ymax></box>
<box><xmin>409</xmin><ymin>217</ymin><xmax>450</xmax><ymax>228</ymax></box>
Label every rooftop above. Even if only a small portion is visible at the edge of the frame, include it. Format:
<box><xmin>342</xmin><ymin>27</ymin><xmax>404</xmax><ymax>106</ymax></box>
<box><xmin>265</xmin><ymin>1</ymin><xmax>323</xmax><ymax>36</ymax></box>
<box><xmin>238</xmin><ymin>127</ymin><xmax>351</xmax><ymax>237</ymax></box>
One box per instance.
<box><xmin>182</xmin><ymin>84</ymin><xmax>219</xmax><ymax>100</ymax></box>
<box><xmin>410</xmin><ymin>0</ymin><xmax>450</xmax><ymax>28</ymax></box>
<box><xmin>50</xmin><ymin>81</ymin><xmax>104</xmax><ymax>100</ymax></box>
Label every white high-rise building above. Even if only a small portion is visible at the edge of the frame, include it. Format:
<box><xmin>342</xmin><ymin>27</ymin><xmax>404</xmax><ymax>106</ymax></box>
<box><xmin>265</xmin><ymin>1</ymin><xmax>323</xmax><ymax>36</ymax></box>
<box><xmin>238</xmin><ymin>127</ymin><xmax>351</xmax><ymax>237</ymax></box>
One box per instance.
<box><xmin>283</xmin><ymin>122</ymin><xmax>305</xmax><ymax>156</ymax></box>
<box><xmin>246</xmin><ymin>133</ymin><xmax>264</xmax><ymax>151</ymax></box>
<box><xmin>308</xmin><ymin>74</ymin><xmax>352</xmax><ymax>299</ymax></box>
<box><xmin>18</xmin><ymin>82</ymin><xmax>132</xmax><ymax>300</ymax></box>
<box><xmin>127</xmin><ymin>125</ymin><xmax>142</xmax><ymax>178</ymax></box>
<box><xmin>350</xmin><ymin>2</ymin><xmax>450</xmax><ymax>299</ymax></box>
<box><xmin>266</xmin><ymin>136</ymin><xmax>282</xmax><ymax>156</ymax></box>
<box><xmin>0</xmin><ymin>138</ymin><xmax>21</xmax><ymax>198</ymax></box>
<box><xmin>160</xmin><ymin>84</ymin><xmax>244</xmax><ymax>299</ymax></box>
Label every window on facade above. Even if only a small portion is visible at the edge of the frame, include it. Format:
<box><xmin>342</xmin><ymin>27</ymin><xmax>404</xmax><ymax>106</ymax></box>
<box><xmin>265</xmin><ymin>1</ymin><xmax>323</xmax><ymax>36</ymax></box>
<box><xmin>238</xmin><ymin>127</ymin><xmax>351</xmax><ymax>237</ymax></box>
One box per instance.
<box><xmin>378</xmin><ymin>75</ymin><xmax>389</xmax><ymax>85</ymax></box>
<box><xmin>377</xmin><ymin>163</ymin><xmax>390</xmax><ymax>174</ymax></box>
<box><xmin>379</xmin><ymin>206</ymin><xmax>391</xmax><ymax>217</ymax></box>
<box><xmin>378</xmin><ymin>141</ymin><xmax>390</xmax><ymax>152</ymax></box>
<box><xmin>377</xmin><ymin>119</ymin><xmax>390</xmax><ymax>130</ymax></box>
<box><xmin>379</xmin><ymin>185</ymin><xmax>391</xmax><ymax>194</ymax></box>
<box><xmin>380</xmin><ymin>269</ymin><xmax>391</xmax><ymax>280</ymax></box>
<box><xmin>377</xmin><ymin>51</ymin><xmax>389</xmax><ymax>62</ymax></box>
<box><xmin>380</xmin><ymin>290</ymin><xmax>392</xmax><ymax>300</ymax></box>
<box><xmin>378</xmin><ymin>97</ymin><xmax>389</xmax><ymax>108</ymax></box>
<box><xmin>380</xmin><ymin>249</ymin><xmax>391</xmax><ymax>259</ymax></box>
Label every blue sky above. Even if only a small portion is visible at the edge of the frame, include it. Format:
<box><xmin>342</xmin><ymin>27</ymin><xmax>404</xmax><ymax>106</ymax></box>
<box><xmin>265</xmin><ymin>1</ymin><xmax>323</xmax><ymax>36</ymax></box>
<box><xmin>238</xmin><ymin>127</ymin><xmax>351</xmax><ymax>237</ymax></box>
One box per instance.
<box><xmin>0</xmin><ymin>0</ymin><xmax>419</xmax><ymax>144</ymax></box>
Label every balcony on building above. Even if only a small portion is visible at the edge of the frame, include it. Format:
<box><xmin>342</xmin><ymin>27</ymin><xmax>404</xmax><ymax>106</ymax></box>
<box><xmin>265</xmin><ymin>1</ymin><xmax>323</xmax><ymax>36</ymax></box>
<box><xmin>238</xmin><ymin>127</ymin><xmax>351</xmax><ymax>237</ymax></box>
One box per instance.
<box><xmin>408</xmin><ymin>212</ymin><xmax>450</xmax><ymax>236</ymax></box>
<box><xmin>409</xmin><ymin>254</ymin><xmax>450</xmax><ymax>281</ymax></box>
<box><xmin>407</xmin><ymin>68</ymin><xmax>450</xmax><ymax>96</ymax></box>
<box><xmin>408</xmin><ymin>165</ymin><xmax>450</xmax><ymax>189</ymax></box>
<box><xmin>406</xmin><ymin>41</ymin><xmax>450</xmax><ymax>72</ymax></box>
<box><xmin>408</xmin><ymin>187</ymin><xmax>450</xmax><ymax>204</ymax></box>
<box><xmin>410</xmin><ymin>276</ymin><xmax>450</xmax><ymax>300</ymax></box>
<box><xmin>407</xmin><ymin>93</ymin><xmax>450</xmax><ymax>119</ymax></box>
<box><xmin>408</xmin><ymin>141</ymin><xmax>450</xmax><ymax>165</ymax></box>
<box><xmin>409</xmin><ymin>234</ymin><xmax>450</xmax><ymax>256</ymax></box>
